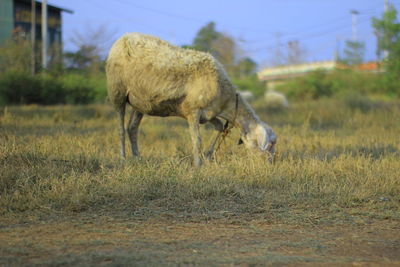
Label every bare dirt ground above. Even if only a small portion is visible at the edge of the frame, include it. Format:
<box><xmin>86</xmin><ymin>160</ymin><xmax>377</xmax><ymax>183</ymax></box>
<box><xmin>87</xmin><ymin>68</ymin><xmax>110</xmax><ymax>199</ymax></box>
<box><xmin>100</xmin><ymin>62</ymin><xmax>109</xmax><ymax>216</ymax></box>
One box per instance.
<box><xmin>1</xmin><ymin>213</ymin><xmax>399</xmax><ymax>266</ymax></box>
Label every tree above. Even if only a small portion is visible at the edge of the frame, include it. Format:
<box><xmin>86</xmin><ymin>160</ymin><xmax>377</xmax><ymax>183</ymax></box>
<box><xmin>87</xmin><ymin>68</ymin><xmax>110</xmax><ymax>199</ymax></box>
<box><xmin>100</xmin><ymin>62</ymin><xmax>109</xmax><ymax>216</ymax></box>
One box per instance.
<box><xmin>211</xmin><ymin>34</ymin><xmax>237</xmax><ymax>75</ymax></box>
<box><xmin>373</xmin><ymin>5</ymin><xmax>400</xmax><ymax>59</ymax></box>
<box><xmin>190</xmin><ymin>22</ymin><xmax>238</xmax><ymax>76</ymax></box>
<box><xmin>189</xmin><ymin>21</ymin><xmax>262</xmax><ymax>96</ymax></box>
<box><xmin>235</xmin><ymin>57</ymin><xmax>257</xmax><ymax>78</ymax></box>
<box><xmin>269</xmin><ymin>37</ymin><xmax>307</xmax><ymax>66</ymax></box>
<box><xmin>64</xmin><ymin>24</ymin><xmax>116</xmax><ymax>74</ymax></box>
<box><xmin>287</xmin><ymin>41</ymin><xmax>307</xmax><ymax>65</ymax></box>
<box><xmin>373</xmin><ymin>4</ymin><xmax>400</xmax><ymax>84</ymax></box>
<box><xmin>341</xmin><ymin>40</ymin><xmax>365</xmax><ymax>65</ymax></box>
<box><xmin>64</xmin><ymin>45</ymin><xmax>100</xmax><ymax>70</ymax></box>
<box><xmin>191</xmin><ymin>22</ymin><xmax>221</xmax><ymax>52</ymax></box>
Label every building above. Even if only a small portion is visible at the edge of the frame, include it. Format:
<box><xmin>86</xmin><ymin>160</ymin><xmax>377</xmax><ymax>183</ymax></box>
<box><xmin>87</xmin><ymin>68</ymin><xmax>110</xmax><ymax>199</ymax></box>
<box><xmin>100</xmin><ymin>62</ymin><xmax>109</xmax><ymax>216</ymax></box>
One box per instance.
<box><xmin>0</xmin><ymin>0</ymin><xmax>72</xmax><ymax>47</ymax></box>
<box><xmin>258</xmin><ymin>61</ymin><xmax>380</xmax><ymax>90</ymax></box>
<box><xmin>257</xmin><ymin>61</ymin><xmax>338</xmax><ymax>90</ymax></box>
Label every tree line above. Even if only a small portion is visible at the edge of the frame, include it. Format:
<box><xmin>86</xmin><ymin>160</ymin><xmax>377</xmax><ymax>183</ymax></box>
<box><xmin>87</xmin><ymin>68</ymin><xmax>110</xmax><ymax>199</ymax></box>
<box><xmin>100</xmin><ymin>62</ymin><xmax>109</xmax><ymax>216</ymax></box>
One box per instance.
<box><xmin>0</xmin><ymin>5</ymin><xmax>399</xmax><ymax>105</ymax></box>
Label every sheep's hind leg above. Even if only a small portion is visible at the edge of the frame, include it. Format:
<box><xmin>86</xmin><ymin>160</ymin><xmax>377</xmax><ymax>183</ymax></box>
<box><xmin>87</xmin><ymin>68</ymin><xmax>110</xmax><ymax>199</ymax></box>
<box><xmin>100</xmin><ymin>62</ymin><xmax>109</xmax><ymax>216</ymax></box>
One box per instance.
<box><xmin>118</xmin><ymin>105</ymin><xmax>126</xmax><ymax>159</ymax></box>
<box><xmin>127</xmin><ymin>110</ymin><xmax>143</xmax><ymax>157</ymax></box>
<box><xmin>205</xmin><ymin>118</ymin><xmax>224</xmax><ymax>160</ymax></box>
<box><xmin>187</xmin><ymin>111</ymin><xmax>203</xmax><ymax>167</ymax></box>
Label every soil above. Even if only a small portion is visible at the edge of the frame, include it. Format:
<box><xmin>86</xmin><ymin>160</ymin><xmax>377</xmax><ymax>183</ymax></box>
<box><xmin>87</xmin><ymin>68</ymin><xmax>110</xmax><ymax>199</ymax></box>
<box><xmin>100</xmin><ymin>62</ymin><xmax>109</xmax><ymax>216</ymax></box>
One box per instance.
<box><xmin>1</xmin><ymin>214</ymin><xmax>399</xmax><ymax>266</ymax></box>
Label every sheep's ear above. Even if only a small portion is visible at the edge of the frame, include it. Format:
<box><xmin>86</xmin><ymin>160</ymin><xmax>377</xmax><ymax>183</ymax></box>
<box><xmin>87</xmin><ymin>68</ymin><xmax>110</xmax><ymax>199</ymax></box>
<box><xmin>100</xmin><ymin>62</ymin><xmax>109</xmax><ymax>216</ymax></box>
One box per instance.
<box><xmin>256</xmin><ymin>125</ymin><xmax>268</xmax><ymax>150</ymax></box>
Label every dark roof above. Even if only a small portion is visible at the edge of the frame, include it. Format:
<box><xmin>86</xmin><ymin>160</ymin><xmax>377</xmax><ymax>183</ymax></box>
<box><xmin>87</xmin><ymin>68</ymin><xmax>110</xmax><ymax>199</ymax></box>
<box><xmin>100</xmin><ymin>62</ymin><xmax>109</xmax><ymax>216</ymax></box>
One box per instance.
<box><xmin>18</xmin><ymin>0</ymin><xmax>74</xmax><ymax>14</ymax></box>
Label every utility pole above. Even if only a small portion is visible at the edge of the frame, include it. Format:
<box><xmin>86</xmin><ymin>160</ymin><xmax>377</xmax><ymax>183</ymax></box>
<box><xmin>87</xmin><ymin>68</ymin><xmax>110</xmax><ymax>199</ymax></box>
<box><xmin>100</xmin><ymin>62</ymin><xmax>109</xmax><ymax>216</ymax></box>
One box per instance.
<box><xmin>334</xmin><ymin>36</ymin><xmax>341</xmax><ymax>62</ymax></box>
<box><xmin>351</xmin><ymin>9</ymin><xmax>359</xmax><ymax>42</ymax></box>
<box><xmin>383</xmin><ymin>0</ymin><xmax>389</xmax><ymax>59</ymax></box>
<box><xmin>41</xmin><ymin>0</ymin><xmax>48</xmax><ymax>69</ymax></box>
<box><xmin>273</xmin><ymin>32</ymin><xmax>284</xmax><ymax>66</ymax></box>
<box><xmin>31</xmin><ymin>0</ymin><xmax>36</xmax><ymax>75</ymax></box>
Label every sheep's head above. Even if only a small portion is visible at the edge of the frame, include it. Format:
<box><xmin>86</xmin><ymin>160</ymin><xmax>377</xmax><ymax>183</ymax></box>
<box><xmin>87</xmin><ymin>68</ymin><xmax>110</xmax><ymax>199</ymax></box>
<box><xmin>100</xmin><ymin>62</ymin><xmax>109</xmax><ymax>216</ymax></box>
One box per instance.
<box><xmin>239</xmin><ymin>123</ymin><xmax>277</xmax><ymax>163</ymax></box>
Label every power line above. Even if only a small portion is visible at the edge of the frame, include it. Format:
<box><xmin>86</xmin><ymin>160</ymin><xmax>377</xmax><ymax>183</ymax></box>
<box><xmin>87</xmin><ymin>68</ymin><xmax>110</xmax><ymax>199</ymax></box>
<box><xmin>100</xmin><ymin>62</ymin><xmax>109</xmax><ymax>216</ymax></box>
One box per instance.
<box><xmin>243</xmin><ymin>9</ymin><xmax>378</xmax><ymax>46</ymax></box>
<box><xmin>83</xmin><ymin>0</ymin><xmax>172</xmax><ymax>36</ymax></box>
<box><xmin>55</xmin><ymin>0</ymin><xmax>392</xmax><ymax>63</ymax></box>
<box><xmin>114</xmin><ymin>0</ymin><xmax>204</xmax><ymax>23</ymax></box>
<box><xmin>72</xmin><ymin>0</ymin><xmax>385</xmax><ymax>46</ymax></box>
<box><xmin>245</xmin><ymin>14</ymin><xmax>374</xmax><ymax>54</ymax></box>
<box><xmin>241</xmin><ymin>15</ymin><xmax>350</xmax><ymax>44</ymax></box>
<box><xmin>112</xmin><ymin>0</ymin><xmax>278</xmax><ymax>34</ymax></box>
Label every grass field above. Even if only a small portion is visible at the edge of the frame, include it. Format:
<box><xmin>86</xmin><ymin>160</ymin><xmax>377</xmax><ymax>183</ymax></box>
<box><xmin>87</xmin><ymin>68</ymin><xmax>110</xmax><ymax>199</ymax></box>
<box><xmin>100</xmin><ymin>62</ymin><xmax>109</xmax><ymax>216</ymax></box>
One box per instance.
<box><xmin>1</xmin><ymin>99</ymin><xmax>399</xmax><ymax>266</ymax></box>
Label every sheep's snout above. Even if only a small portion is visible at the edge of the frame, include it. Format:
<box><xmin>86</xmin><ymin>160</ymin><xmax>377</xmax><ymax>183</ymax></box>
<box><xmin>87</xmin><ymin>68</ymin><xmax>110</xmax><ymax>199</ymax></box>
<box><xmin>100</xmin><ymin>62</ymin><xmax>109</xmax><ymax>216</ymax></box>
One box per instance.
<box><xmin>241</xmin><ymin>124</ymin><xmax>277</xmax><ymax>163</ymax></box>
<box><xmin>268</xmin><ymin>132</ymin><xmax>277</xmax><ymax>151</ymax></box>
<box><xmin>266</xmin><ymin>141</ymin><xmax>276</xmax><ymax>163</ymax></box>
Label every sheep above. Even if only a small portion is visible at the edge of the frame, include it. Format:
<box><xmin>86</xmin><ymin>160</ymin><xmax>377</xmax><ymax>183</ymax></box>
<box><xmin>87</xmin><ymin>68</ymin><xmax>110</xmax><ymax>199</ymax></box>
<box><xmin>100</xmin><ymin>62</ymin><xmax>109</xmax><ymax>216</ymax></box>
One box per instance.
<box><xmin>238</xmin><ymin>90</ymin><xmax>254</xmax><ymax>102</ymax></box>
<box><xmin>106</xmin><ymin>33</ymin><xmax>276</xmax><ymax>167</ymax></box>
<box><xmin>264</xmin><ymin>90</ymin><xmax>289</xmax><ymax>109</ymax></box>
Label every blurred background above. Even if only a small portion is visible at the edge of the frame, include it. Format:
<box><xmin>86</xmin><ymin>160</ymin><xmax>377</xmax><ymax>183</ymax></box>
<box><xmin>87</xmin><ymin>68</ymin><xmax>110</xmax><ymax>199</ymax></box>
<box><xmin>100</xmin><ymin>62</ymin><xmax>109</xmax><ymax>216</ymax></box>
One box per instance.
<box><xmin>0</xmin><ymin>0</ymin><xmax>399</xmax><ymax>106</ymax></box>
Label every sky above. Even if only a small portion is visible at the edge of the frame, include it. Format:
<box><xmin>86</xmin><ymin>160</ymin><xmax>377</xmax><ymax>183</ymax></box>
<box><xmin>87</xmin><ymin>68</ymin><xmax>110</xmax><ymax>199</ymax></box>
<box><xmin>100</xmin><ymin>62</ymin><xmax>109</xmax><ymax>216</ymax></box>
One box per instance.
<box><xmin>49</xmin><ymin>0</ymin><xmax>400</xmax><ymax>68</ymax></box>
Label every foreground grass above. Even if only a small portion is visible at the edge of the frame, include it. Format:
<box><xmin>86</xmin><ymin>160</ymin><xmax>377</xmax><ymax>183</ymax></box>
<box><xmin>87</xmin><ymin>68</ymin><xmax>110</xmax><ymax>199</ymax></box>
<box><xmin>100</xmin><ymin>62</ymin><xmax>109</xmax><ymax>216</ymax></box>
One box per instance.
<box><xmin>1</xmin><ymin>99</ymin><xmax>399</xmax><ymax>219</ymax></box>
<box><xmin>0</xmin><ymin>99</ymin><xmax>399</xmax><ymax>265</ymax></box>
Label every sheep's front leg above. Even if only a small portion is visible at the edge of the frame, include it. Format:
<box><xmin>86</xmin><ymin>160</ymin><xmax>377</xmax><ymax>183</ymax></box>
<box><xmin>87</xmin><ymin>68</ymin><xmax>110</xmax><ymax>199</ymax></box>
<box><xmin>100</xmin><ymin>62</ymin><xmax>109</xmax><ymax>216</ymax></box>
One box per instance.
<box><xmin>187</xmin><ymin>111</ymin><xmax>203</xmax><ymax>167</ymax></box>
<box><xmin>205</xmin><ymin>118</ymin><xmax>224</xmax><ymax>160</ymax></box>
<box><xmin>127</xmin><ymin>110</ymin><xmax>143</xmax><ymax>156</ymax></box>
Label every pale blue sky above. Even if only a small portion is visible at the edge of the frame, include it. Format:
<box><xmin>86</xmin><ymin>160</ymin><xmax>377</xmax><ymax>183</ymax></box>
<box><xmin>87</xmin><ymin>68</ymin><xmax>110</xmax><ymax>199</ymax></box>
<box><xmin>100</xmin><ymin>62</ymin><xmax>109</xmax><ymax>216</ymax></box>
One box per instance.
<box><xmin>50</xmin><ymin>0</ymin><xmax>400</xmax><ymax>67</ymax></box>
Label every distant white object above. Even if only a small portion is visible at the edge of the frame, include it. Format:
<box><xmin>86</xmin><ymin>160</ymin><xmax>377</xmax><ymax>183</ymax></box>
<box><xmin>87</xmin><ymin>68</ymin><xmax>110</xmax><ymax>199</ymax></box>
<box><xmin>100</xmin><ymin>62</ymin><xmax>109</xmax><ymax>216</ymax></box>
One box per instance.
<box><xmin>238</xmin><ymin>90</ymin><xmax>254</xmax><ymax>102</ymax></box>
<box><xmin>264</xmin><ymin>90</ymin><xmax>289</xmax><ymax>108</ymax></box>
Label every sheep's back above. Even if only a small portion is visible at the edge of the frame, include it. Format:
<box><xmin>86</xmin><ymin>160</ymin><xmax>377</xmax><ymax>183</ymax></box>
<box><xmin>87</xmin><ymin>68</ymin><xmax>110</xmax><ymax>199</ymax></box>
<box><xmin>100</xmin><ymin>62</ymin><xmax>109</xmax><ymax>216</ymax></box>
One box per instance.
<box><xmin>107</xmin><ymin>33</ymin><xmax>225</xmax><ymax>115</ymax></box>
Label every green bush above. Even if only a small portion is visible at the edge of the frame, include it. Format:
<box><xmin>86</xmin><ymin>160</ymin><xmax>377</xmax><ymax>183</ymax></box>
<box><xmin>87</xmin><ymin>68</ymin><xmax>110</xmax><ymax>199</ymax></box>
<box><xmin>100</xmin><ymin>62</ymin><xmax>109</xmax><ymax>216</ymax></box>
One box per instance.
<box><xmin>87</xmin><ymin>74</ymin><xmax>107</xmax><ymax>102</ymax></box>
<box><xmin>274</xmin><ymin>70</ymin><xmax>331</xmax><ymax>100</ymax></box>
<box><xmin>60</xmin><ymin>74</ymin><xmax>95</xmax><ymax>104</ymax></box>
<box><xmin>342</xmin><ymin>91</ymin><xmax>376</xmax><ymax>112</ymax></box>
<box><xmin>0</xmin><ymin>71</ymin><xmax>66</xmax><ymax>105</ymax></box>
<box><xmin>0</xmin><ymin>71</ymin><xmax>100</xmax><ymax>105</ymax></box>
<box><xmin>0</xmin><ymin>71</ymin><xmax>40</xmax><ymax>104</ymax></box>
<box><xmin>0</xmin><ymin>40</ymin><xmax>31</xmax><ymax>73</ymax></box>
<box><xmin>232</xmin><ymin>74</ymin><xmax>265</xmax><ymax>96</ymax></box>
<box><xmin>275</xmin><ymin>69</ymin><xmax>396</xmax><ymax>101</ymax></box>
<box><xmin>38</xmin><ymin>73</ymin><xmax>66</xmax><ymax>104</ymax></box>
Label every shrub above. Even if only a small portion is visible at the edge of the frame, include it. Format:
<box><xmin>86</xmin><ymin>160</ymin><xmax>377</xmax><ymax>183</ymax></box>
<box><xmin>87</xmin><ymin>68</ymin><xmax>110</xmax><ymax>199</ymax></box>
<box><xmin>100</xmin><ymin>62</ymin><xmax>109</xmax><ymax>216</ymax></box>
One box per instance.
<box><xmin>0</xmin><ymin>71</ymin><xmax>41</xmax><ymax>104</ymax></box>
<box><xmin>88</xmin><ymin>74</ymin><xmax>107</xmax><ymax>102</ymax></box>
<box><xmin>275</xmin><ymin>70</ymin><xmax>333</xmax><ymax>100</ymax></box>
<box><xmin>0</xmin><ymin>40</ymin><xmax>31</xmax><ymax>73</ymax></box>
<box><xmin>0</xmin><ymin>71</ymin><xmax>67</xmax><ymax>105</ymax></box>
<box><xmin>60</xmin><ymin>74</ymin><xmax>95</xmax><ymax>104</ymax></box>
<box><xmin>0</xmin><ymin>71</ymin><xmax>99</xmax><ymax>105</ymax></box>
<box><xmin>275</xmin><ymin>69</ymin><xmax>396</xmax><ymax>101</ymax></box>
<box><xmin>232</xmin><ymin>74</ymin><xmax>265</xmax><ymax>96</ymax></box>
<box><xmin>341</xmin><ymin>91</ymin><xmax>382</xmax><ymax>113</ymax></box>
<box><xmin>38</xmin><ymin>73</ymin><xmax>66</xmax><ymax>104</ymax></box>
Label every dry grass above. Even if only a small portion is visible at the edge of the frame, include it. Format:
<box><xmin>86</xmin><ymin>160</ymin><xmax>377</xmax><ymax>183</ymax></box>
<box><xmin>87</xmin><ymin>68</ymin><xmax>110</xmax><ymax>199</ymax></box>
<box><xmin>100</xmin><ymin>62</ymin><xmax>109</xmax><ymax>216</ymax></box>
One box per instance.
<box><xmin>1</xmin><ymin>99</ymin><xmax>399</xmax><ymax>219</ymax></box>
<box><xmin>0</xmin><ymin>99</ymin><xmax>399</xmax><ymax>265</ymax></box>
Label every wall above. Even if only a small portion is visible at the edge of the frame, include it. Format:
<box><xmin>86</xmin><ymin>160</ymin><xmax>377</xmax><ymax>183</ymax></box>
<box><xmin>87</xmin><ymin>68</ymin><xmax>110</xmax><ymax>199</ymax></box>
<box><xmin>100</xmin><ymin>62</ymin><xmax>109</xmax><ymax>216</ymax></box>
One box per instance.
<box><xmin>0</xmin><ymin>0</ymin><xmax>14</xmax><ymax>44</ymax></box>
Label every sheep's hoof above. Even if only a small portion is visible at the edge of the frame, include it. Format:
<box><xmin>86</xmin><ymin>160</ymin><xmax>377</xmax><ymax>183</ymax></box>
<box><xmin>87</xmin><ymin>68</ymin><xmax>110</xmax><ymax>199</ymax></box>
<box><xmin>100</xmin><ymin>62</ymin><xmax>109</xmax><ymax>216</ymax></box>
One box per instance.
<box><xmin>193</xmin><ymin>157</ymin><xmax>203</xmax><ymax>168</ymax></box>
<box><xmin>205</xmin><ymin>151</ymin><xmax>214</xmax><ymax>161</ymax></box>
<box><xmin>267</xmin><ymin>152</ymin><xmax>276</xmax><ymax>164</ymax></box>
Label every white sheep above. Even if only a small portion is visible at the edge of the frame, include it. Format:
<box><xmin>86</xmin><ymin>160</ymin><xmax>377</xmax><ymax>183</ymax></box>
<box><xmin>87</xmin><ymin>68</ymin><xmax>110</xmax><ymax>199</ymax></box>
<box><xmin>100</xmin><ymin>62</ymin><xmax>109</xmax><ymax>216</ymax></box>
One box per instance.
<box><xmin>238</xmin><ymin>90</ymin><xmax>254</xmax><ymax>102</ymax></box>
<box><xmin>106</xmin><ymin>33</ymin><xmax>276</xmax><ymax>167</ymax></box>
<box><xmin>264</xmin><ymin>90</ymin><xmax>289</xmax><ymax>109</ymax></box>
